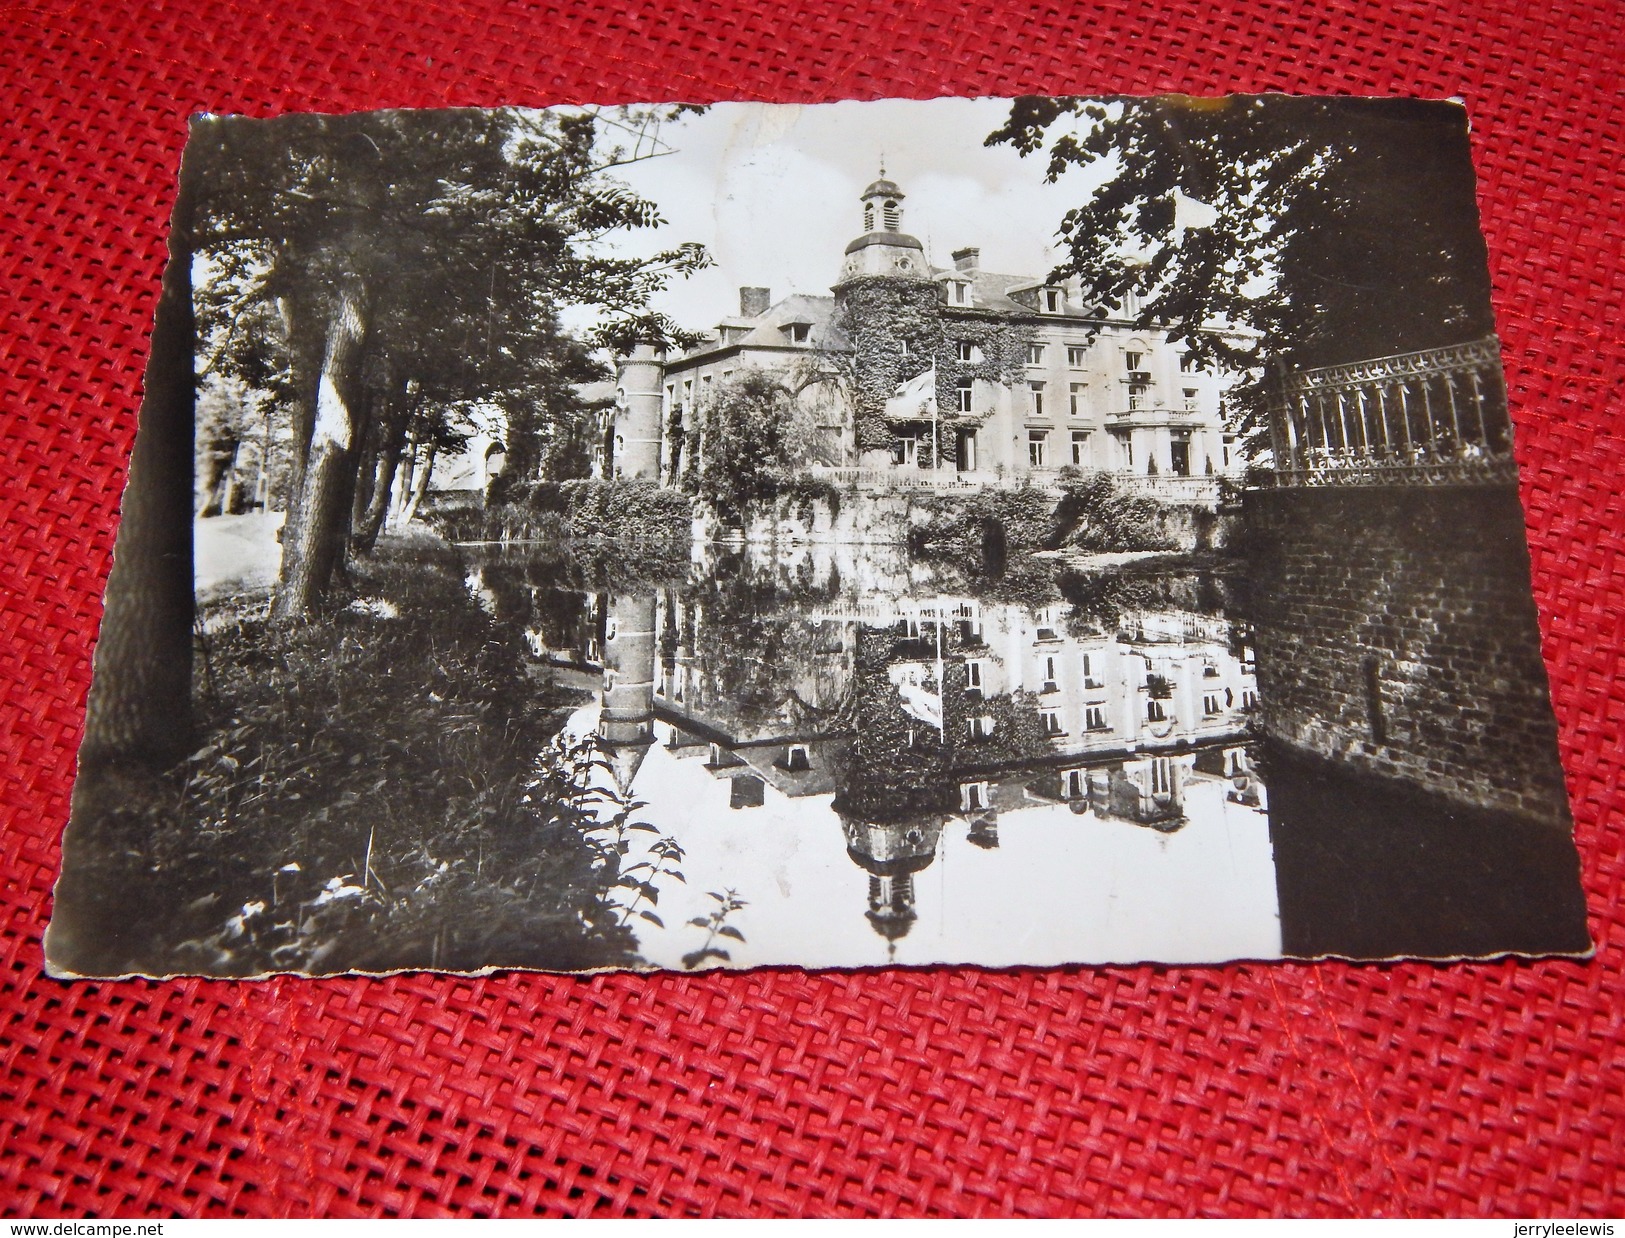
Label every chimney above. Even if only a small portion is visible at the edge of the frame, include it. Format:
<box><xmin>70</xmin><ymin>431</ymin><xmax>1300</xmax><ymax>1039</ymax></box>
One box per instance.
<box><xmin>740</xmin><ymin>286</ymin><xmax>771</xmax><ymax>317</ymax></box>
<box><xmin>952</xmin><ymin>247</ymin><xmax>980</xmax><ymax>272</ymax></box>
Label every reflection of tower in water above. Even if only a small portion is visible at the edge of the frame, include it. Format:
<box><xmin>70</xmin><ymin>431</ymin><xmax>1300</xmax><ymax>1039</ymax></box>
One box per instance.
<box><xmin>842</xmin><ymin>816</ymin><xmax>945</xmax><ymax>949</ymax></box>
<box><xmin>599</xmin><ymin>592</ymin><xmax>658</xmax><ymax>797</ymax></box>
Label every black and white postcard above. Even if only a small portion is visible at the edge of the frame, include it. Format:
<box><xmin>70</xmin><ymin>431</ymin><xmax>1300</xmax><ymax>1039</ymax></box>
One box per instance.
<box><xmin>48</xmin><ymin>95</ymin><xmax>1590</xmax><ymax>977</ymax></box>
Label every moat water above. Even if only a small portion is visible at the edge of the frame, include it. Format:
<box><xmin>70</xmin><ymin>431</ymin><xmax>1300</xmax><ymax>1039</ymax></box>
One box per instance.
<box><xmin>467</xmin><ymin>539</ymin><xmax>1283</xmax><ymax>969</ymax></box>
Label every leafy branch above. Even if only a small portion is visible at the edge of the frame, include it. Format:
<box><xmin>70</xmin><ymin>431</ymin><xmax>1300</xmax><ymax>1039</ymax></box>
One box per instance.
<box><xmin>682</xmin><ymin>889</ymin><xmax>748</xmax><ymax>970</ymax></box>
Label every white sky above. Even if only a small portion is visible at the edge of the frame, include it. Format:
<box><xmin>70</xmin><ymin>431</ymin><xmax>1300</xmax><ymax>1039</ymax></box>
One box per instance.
<box><xmin>597</xmin><ymin>97</ymin><xmax>1116</xmax><ymax>330</ymax></box>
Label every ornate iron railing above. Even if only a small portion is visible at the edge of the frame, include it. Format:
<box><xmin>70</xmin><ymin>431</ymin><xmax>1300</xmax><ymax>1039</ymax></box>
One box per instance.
<box><xmin>1268</xmin><ymin>337</ymin><xmax>1519</xmax><ymax>487</ymax></box>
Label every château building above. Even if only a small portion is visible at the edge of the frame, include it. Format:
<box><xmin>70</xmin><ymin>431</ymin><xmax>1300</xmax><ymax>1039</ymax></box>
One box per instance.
<box><xmin>611</xmin><ymin>171</ymin><xmax>1245</xmax><ymax>500</ymax></box>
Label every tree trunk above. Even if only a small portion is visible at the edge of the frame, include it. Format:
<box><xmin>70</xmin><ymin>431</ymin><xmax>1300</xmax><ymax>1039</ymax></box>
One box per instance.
<box><xmin>353</xmin><ymin>397</ymin><xmax>410</xmax><ymax>553</ymax></box>
<box><xmin>76</xmin><ymin>159</ymin><xmax>198</xmax><ymax>772</ymax></box>
<box><xmin>195</xmin><ymin>433</ymin><xmax>238</xmax><ymax>517</ymax></box>
<box><xmin>350</xmin><ymin>409</ymin><xmax>378</xmax><ymax>538</ymax></box>
<box><xmin>393</xmin><ymin>439</ymin><xmax>417</xmax><ymax>523</ymax></box>
<box><xmin>272</xmin><ymin>281</ymin><xmax>371</xmax><ymax>621</ymax></box>
<box><xmin>399</xmin><ymin>441</ymin><xmax>436</xmax><ymax>526</ymax></box>
<box><xmin>274</xmin><ymin>292</ymin><xmax>320</xmax><ymax>550</ymax></box>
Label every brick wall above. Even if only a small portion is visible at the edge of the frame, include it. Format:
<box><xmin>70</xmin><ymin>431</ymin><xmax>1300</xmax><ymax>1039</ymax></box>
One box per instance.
<box><xmin>1244</xmin><ymin>482</ymin><xmax>1571</xmax><ymax>828</ymax></box>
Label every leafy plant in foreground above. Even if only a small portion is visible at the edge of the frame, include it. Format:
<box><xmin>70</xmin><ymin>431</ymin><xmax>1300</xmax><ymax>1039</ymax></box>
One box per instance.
<box><xmin>683</xmin><ymin>889</ymin><xmax>748</xmax><ymax>970</ymax></box>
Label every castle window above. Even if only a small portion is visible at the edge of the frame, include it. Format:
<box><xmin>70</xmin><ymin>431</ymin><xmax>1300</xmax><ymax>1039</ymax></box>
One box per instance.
<box><xmin>1029</xmin><ymin>382</ymin><xmax>1046</xmax><ymax>417</ymax></box>
<box><xmin>956</xmin><ymin>379</ymin><xmax>973</xmax><ymax>413</ymax></box>
<box><xmin>1085</xmin><ymin>706</ymin><xmax>1109</xmax><ymax>731</ymax></box>
<box><xmin>1028</xmin><ymin>429</ymin><xmax>1049</xmax><ymax>468</ymax></box>
<box><xmin>1151</xmin><ymin>757</ymin><xmax>1173</xmax><ymax>795</ymax></box>
<box><xmin>1146</xmin><ymin>700</ymin><xmax>1167</xmax><ymax>723</ymax></box>
<box><xmin>1183</xmin><ymin>387</ymin><xmax>1199</xmax><ymax>413</ymax></box>
<box><xmin>1067</xmin><ymin>345</ymin><xmax>1088</xmax><ymax>367</ymax></box>
<box><xmin>1042</xmin><ymin>710</ymin><xmax>1065</xmax><ymax>736</ymax></box>
<box><xmin>1042</xmin><ymin>655</ymin><xmax>1059</xmax><ymax>693</ymax></box>
<box><xmin>1124</xmin><ymin>350</ymin><xmax>1143</xmax><ymax>371</ymax></box>
<box><xmin>948</xmin><ymin>281</ymin><xmax>971</xmax><ymax>306</ymax></box>
<box><xmin>957</xmin><ymin>340</ymin><xmax>977</xmax><ymax>362</ymax></box>
<box><xmin>1128</xmin><ymin>383</ymin><xmax>1148</xmax><ymax>411</ymax></box>
<box><xmin>1204</xmin><ymin>693</ymin><xmax>1223</xmax><ymax>717</ymax></box>
<box><xmin>898</xmin><ymin>339</ymin><xmax>910</xmax><ymax>356</ymax></box>
<box><xmin>1071</xmin><ymin>431</ymin><xmax>1091</xmax><ymax>466</ymax></box>
<box><xmin>1082</xmin><ymin>653</ymin><xmax>1102</xmax><ymax>689</ymax></box>
<box><xmin>961</xmin><ymin>781</ymin><xmax>989</xmax><ymax>812</ymax></box>
<box><xmin>1070</xmin><ymin>383</ymin><xmax>1087</xmax><ymax>416</ymax></box>
<box><xmin>968</xmin><ymin>715</ymin><xmax>995</xmax><ymax>741</ymax></box>
<box><xmin>784</xmin><ymin>744</ymin><xmax>811</xmax><ymax>771</ymax></box>
<box><xmin>1043</xmin><ymin>287</ymin><xmax>1064</xmax><ymax>313</ymax></box>
<box><xmin>1027</xmin><ymin>343</ymin><xmax>1046</xmax><ymax>366</ymax></box>
<box><xmin>1064</xmin><ymin>769</ymin><xmax>1087</xmax><ymax>798</ymax></box>
<box><xmin>783</xmin><ymin>323</ymin><xmax>811</xmax><ymax>344</ymax></box>
<box><xmin>965</xmin><ymin>659</ymin><xmax>984</xmax><ymax>694</ymax></box>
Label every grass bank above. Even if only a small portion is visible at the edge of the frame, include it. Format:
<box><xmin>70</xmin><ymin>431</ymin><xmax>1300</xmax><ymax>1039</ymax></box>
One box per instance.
<box><xmin>56</xmin><ymin>532</ymin><xmax>638</xmax><ymax>977</ymax></box>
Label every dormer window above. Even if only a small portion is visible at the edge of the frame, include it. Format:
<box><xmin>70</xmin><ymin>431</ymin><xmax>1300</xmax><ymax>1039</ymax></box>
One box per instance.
<box><xmin>1043</xmin><ymin>287</ymin><xmax>1064</xmax><ymax>313</ymax></box>
<box><xmin>948</xmin><ymin>281</ymin><xmax>971</xmax><ymax>307</ymax></box>
<box><xmin>783</xmin><ymin>322</ymin><xmax>812</xmax><ymax>344</ymax></box>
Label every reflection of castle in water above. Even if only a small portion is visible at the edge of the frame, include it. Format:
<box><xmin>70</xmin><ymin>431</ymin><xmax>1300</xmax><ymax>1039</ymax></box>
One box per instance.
<box><xmin>515</xmin><ymin>551</ymin><xmax>1263</xmax><ymax>945</ymax></box>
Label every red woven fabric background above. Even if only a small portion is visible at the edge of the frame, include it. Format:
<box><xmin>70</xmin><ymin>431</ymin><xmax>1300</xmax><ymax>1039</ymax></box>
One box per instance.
<box><xmin>3</xmin><ymin>0</ymin><xmax>1622</xmax><ymax>1217</ymax></box>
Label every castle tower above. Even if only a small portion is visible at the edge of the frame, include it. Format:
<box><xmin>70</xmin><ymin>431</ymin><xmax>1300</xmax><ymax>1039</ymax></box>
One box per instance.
<box><xmin>599</xmin><ymin>591</ymin><xmax>659</xmax><ymax>798</ymax></box>
<box><xmin>831</xmin><ymin>171</ymin><xmax>944</xmax><ymax>465</ymax></box>
<box><xmin>836</xmin><ymin>172</ymin><xmax>933</xmax><ymax>283</ymax></box>
<box><xmin>612</xmin><ymin>344</ymin><xmax>664</xmax><ymax>479</ymax></box>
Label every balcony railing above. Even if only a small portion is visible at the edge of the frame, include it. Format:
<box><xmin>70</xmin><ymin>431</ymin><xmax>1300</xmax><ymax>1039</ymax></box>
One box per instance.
<box><xmin>809</xmin><ymin>465</ymin><xmax>987</xmax><ymax>491</ymax></box>
<box><xmin>1114</xmin><ymin>474</ymin><xmax>1223</xmax><ymax>504</ymax></box>
<box><xmin>1268</xmin><ymin>337</ymin><xmax>1518</xmax><ymax>487</ymax></box>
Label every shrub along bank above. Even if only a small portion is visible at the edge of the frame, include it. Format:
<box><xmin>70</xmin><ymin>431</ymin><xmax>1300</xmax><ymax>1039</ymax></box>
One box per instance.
<box><xmin>905</xmin><ymin>471</ymin><xmax>1227</xmax><ymax>605</ymax></box>
<box><xmin>430</xmin><ymin>477</ymin><xmax>694</xmax><ymax>544</ymax></box>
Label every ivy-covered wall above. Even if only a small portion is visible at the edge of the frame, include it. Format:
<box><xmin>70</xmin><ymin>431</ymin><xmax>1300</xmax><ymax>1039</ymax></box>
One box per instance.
<box><xmin>832</xmin><ymin>275</ymin><xmax>1036</xmax><ymax>462</ymax></box>
<box><xmin>835</xmin><ymin>276</ymin><xmax>943</xmax><ymax>451</ymax></box>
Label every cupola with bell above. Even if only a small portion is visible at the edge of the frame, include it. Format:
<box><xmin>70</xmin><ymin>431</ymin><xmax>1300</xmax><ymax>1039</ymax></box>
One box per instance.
<box><xmin>836</xmin><ymin>166</ymin><xmax>932</xmax><ymax>284</ymax></box>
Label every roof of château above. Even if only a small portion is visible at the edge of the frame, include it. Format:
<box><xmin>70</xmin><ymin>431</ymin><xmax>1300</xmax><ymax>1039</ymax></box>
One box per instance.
<box><xmin>672</xmin><ymin>293</ymin><xmax>847</xmax><ymax>363</ymax></box>
<box><xmin>931</xmin><ymin>267</ymin><xmax>1035</xmax><ymax>314</ymax></box>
